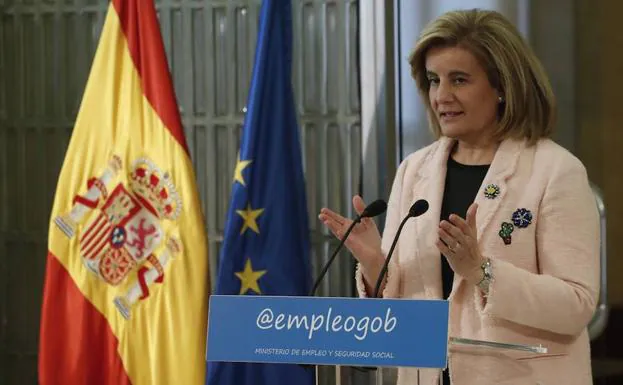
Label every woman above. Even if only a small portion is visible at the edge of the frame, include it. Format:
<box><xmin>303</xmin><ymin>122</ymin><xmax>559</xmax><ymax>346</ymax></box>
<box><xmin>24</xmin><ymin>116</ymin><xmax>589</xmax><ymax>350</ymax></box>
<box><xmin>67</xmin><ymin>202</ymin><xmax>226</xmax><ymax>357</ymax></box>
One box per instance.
<box><xmin>319</xmin><ymin>8</ymin><xmax>599</xmax><ymax>385</ymax></box>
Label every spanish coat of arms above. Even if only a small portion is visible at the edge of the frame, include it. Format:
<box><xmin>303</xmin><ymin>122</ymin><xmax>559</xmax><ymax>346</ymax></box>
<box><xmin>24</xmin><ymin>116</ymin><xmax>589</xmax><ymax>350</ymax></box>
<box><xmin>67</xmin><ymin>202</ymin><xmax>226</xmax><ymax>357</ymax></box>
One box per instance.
<box><xmin>54</xmin><ymin>155</ymin><xmax>183</xmax><ymax>320</ymax></box>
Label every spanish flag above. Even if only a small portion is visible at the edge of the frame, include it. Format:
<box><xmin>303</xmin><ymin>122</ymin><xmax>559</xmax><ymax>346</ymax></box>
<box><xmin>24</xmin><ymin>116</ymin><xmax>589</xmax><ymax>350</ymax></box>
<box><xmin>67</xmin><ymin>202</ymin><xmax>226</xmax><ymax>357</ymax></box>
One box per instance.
<box><xmin>38</xmin><ymin>0</ymin><xmax>210</xmax><ymax>384</ymax></box>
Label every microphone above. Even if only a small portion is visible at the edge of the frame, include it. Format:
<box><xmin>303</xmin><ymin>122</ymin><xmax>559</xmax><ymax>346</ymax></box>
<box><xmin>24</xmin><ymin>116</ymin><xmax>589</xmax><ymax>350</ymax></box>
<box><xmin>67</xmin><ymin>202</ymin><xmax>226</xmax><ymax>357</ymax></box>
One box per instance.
<box><xmin>309</xmin><ymin>199</ymin><xmax>387</xmax><ymax>296</ymax></box>
<box><xmin>372</xmin><ymin>199</ymin><xmax>429</xmax><ymax>298</ymax></box>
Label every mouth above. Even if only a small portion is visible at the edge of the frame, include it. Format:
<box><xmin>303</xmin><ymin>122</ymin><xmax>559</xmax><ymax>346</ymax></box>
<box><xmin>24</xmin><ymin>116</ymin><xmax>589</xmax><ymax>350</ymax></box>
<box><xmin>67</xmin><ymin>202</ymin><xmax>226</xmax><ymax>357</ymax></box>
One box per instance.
<box><xmin>439</xmin><ymin>111</ymin><xmax>464</xmax><ymax>121</ymax></box>
<box><xmin>439</xmin><ymin>111</ymin><xmax>464</xmax><ymax>118</ymax></box>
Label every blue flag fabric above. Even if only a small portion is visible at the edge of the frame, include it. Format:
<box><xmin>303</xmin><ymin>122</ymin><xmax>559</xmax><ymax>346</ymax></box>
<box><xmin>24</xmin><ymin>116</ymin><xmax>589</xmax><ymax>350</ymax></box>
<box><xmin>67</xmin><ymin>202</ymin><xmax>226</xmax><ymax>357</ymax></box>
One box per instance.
<box><xmin>206</xmin><ymin>0</ymin><xmax>315</xmax><ymax>384</ymax></box>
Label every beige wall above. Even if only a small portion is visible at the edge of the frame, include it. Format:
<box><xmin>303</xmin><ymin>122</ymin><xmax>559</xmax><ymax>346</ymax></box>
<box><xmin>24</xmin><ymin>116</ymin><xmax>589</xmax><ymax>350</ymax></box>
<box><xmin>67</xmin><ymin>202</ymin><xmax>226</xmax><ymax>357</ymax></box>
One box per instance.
<box><xmin>576</xmin><ymin>0</ymin><xmax>623</xmax><ymax>305</ymax></box>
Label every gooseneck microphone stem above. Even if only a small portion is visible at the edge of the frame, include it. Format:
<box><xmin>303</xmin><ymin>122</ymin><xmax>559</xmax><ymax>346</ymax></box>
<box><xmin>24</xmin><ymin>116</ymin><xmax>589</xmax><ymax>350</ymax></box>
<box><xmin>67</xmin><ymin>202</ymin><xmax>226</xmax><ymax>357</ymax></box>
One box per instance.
<box><xmin>309</xmin><ymin>217</ymin><xmax>361</xmax><ymax>296</ymax></box>
<box><xmin>372</xmin><ymin>198</ymin><xmax>429</xmax><ymax>298</ymax></box>
<box><xmin>372</xmin><ymin>215</ymin><xmax>410</xmax><ymax>298</ymax></box>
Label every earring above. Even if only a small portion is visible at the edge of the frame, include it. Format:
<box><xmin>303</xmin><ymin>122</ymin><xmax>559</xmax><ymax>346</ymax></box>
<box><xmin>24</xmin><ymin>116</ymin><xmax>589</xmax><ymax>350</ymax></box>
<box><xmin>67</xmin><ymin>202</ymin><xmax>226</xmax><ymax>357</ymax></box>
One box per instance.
<box><xmin>498</xmin><ymin>95</ymin><xmax>505</xmax><ymax>103</ymax></box>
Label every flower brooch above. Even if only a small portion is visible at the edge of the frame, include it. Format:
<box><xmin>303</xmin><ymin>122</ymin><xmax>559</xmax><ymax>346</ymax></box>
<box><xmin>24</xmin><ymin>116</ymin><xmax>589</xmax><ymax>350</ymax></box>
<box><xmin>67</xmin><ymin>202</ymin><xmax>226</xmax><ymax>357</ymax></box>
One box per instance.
<box><xmin>512</xmin><ymin>208</ymin><xmax>532</xmax><ymax>228</ymax></box>
<box><xmin>484</xmin><ymin>184</ymin><xmax>500</xmax><ymax>199</ymax></box>
<box><xmin>499</xmin><ymin>208</ymin><xmax>533</xmax><ymax>245</ymax></box>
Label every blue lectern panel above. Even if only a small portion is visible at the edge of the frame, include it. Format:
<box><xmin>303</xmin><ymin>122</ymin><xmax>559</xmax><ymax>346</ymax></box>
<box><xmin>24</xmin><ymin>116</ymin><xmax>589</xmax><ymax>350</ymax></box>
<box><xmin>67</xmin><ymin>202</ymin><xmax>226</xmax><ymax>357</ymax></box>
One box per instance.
<box><xmin>206</xmin><ymin>295</ymin><xmax>449</xmax><ymax>368</ymax></box>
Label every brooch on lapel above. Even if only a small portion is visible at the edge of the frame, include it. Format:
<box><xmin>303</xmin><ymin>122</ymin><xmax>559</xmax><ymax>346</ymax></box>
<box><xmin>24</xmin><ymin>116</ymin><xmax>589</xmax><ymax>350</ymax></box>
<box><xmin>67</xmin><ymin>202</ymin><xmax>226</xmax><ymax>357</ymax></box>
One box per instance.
<box><xmin>484</xmin><ymin>184</ymin><xmax>500</xmax><ymax>199</ymax></box>
<box><xmin>498</xmin><ymin>222</ymin><xmax>514</xmax><ymax>245</ymax></box>
<box><xmin>512</xmin><ymin>208</ymin><xmax>532</xmax><ymax>228</ymax></box>
<box><xmin>498</xmin><ymin>208</ymin><xmax>533</xmax><ymax>245</ymax></box>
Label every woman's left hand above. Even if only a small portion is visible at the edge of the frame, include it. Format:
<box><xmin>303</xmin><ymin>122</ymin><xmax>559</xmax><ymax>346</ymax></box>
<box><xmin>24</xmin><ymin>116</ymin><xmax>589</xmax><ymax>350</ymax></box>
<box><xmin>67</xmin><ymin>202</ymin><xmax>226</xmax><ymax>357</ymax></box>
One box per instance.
<box><xmin>436</xmin><ymin>202</ymin><xmax>486</xmax><ymax>286</ymax></box>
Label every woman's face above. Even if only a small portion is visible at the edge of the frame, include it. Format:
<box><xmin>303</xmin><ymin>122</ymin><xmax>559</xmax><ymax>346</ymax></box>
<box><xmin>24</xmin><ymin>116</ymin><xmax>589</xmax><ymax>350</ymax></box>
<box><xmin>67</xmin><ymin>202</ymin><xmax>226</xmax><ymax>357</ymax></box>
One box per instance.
<box><xmin>425</xmin><ymin>45</ymin><xmax>500</xmax><ymax>142</ymax></box>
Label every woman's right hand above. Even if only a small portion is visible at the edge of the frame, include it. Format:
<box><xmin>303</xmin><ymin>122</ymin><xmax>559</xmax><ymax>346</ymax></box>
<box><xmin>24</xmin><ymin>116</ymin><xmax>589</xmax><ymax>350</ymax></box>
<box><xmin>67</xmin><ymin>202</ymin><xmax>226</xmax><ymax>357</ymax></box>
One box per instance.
<box><xmin>318</xmin><ymin>195</ymin><xmax>383</xmax><ymax>267</ymax></box>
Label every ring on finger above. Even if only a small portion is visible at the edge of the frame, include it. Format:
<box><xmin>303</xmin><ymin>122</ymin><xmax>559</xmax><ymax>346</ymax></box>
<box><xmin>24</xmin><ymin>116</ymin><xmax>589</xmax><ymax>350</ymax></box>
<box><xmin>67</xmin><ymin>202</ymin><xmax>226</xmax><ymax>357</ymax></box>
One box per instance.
<box><xmin>449</xmin><ymin>242</ymin><xmax>460</xmax><ymax>253</ymax></box>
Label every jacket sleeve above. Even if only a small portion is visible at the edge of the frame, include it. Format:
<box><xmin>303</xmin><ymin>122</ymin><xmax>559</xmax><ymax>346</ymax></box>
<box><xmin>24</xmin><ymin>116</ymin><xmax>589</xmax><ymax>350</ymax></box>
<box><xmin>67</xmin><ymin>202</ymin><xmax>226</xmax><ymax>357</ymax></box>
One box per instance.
<box><xmin>355</xmin><ymin>156</ymin><xmax>410</xmax><ymax>299</ymax></box>
<box><xmin>478</xmin><ymin>158</ymin><xmax>600</xmax><ymax>336</ymax></box>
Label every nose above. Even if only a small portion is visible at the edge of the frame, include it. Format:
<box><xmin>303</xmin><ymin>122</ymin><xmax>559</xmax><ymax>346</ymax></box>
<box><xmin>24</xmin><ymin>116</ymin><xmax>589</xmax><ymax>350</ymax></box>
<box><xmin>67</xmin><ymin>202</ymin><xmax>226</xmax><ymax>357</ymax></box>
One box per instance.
<box><xmin>434</xmin><ymin>79</ymin><xmax>454</xmax><ymax>104</ymax></box>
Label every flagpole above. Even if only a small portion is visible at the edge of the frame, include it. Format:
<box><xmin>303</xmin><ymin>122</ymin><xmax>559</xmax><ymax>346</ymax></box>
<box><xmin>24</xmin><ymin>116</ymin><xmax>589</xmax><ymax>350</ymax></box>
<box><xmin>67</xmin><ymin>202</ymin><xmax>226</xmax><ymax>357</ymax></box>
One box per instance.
<box><xmin>375</xmin><ymin>367</ymin><xmax>383</xmax><ymax>385</ymax></box>
<box><xmin>335</xmin><ymin>365</ymin><xmax>341</xmax><ymax>385</ymax></box>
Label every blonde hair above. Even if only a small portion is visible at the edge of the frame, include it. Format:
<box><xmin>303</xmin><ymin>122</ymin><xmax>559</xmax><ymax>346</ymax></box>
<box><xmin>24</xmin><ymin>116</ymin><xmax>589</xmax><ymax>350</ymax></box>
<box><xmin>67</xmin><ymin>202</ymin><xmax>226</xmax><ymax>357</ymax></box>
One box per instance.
<box><xmin>408</xmin><ymin>9</ymin><xmax>556</xmax><ymax>144</ymax></box>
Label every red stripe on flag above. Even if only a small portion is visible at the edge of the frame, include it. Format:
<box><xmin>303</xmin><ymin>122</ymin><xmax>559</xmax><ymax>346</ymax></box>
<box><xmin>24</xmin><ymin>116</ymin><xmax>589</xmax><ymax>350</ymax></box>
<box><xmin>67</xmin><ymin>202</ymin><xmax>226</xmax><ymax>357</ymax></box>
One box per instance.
<box><xmin>81</xmin><ymin>213</ymin><xmax>105</xmax><ymax>244</ymax></box>
<box><xmin>83</xmin><ymin>223</ymin><xmax>111</xmax><ymax>260</ymax></box>
<box><xmin>38</xmin><ymin>252</ymin><xmax>132</xmax><ymax>385</ymax></box>
<box><xmin>85</xmin><ymin>226</ymin><xmax>112</xmax><ymax>261</ymax></box>
<box><xmin>82</xmin><ymin>215</ymin><xmax>108</xmax><ymax>255</ymax></box>
<box><xmin>111</xmin><ymin>0</ymin><xmax>189</xmax><ymax>154</ymax></box>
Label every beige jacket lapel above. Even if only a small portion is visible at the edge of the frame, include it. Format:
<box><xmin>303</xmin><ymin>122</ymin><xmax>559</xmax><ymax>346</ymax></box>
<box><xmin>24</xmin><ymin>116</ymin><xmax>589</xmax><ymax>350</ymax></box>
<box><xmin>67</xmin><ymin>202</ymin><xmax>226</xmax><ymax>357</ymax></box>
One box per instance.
<box><xmin>411</xmin><ymin>137</ymin><xmax>454</xmax><ymax>299</ymax></box>
<box><xmin>473</xmin><ymin>138</ymin><xmax>524</xmax><ymax>240</ymax></box>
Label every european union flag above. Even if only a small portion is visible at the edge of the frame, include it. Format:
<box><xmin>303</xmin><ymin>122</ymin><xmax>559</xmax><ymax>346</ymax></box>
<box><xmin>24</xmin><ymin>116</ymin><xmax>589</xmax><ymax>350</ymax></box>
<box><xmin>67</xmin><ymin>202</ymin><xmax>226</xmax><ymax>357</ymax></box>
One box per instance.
<box><xmin>206</xmin><ymin>0</ymin><xmax>315</xmax><ymax>384</ymax></box>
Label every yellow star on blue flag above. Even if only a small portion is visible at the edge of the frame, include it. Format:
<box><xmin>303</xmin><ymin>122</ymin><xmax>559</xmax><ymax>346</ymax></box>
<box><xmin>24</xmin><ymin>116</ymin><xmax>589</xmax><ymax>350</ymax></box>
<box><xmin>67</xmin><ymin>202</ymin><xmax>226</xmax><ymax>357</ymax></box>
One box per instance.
<box><xmin>233</xmin><ymin>155</ymin><xmax>252</xmax><ymax>186</ymax></box>
<box><xmin>235</xmin><ymin>204</ymin><xmax>264</xmax><ymax>234</ymax></box>
<box><xmin>234</xmin><ymin>258</ymin><xmax>267</xmax><ymax>295</ymax></box>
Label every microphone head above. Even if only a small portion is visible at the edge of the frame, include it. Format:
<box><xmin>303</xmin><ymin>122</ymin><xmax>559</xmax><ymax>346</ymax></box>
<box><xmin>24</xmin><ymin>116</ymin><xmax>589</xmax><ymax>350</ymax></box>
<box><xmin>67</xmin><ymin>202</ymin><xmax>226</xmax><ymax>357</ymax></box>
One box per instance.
<box><xmin>361</xmin><ymin>199</ymin><xmax>388</xmax><ymax>218</ymax></box>
<box><xmin>409</xmin><ymin>199</ymin><xmax>429</xmax><ymax>217</ymax></box>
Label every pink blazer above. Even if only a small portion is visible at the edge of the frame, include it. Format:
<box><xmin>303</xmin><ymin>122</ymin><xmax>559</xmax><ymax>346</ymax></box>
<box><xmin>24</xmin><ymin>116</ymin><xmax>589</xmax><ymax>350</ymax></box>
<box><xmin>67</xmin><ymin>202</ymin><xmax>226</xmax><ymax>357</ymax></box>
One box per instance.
<box><xmin>356</xmin><ymin>137</ymin><xmax>600</xmax><ymax>385</ymax></box>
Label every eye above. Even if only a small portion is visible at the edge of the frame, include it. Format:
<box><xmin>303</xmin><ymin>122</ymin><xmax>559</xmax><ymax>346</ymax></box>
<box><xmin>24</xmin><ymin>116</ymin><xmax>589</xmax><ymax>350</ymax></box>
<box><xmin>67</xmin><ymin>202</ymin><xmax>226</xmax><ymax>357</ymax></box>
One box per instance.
<box><xmin>427</xmin><ymin>77</ymin><xmax>440</xmax><ymax>86</ymax></box>
<box><xmin>453</xmin><ymin>77</ymin><xmax>467</xmax><ymax>85</ymax></box>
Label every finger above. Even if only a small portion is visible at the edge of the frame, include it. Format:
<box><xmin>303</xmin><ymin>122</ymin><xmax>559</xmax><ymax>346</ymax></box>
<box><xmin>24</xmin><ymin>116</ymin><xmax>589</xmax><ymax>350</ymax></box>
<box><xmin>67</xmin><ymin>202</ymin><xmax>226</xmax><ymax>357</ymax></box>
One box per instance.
<box><xmin>448</xmin><ymin>213</ymin><xmax>471</xmax><ymax>236</ymax></box>
<box><xmin>319</xmin><ymin>207</ymin><xmax>347</xmax><ymax>226</ymax></box>
<box><xmin>354</xmin><ymin>217</ymin><xmax>371</xmax><ymax>233</ymax></box>
<box><xmin>360</xmin><ymin>216</ymin><xmax>375</xmax><ymax>229</ymax></box>
<box><xmin>436</xmin><ymin>239</ymin><xmax>454</xmax><ymax>257</ymax></box>
<box><xmin>318</xmin><ymin>209</ymin><xmax>347</xmax><ymax>231</ymax></box>
<box><xmin>437</xmin><ymin>227</ymin><xmax>453</xmax><ymax>246</ymax></box>
<box><xmin>466</xmin><ymin>203</ymin><xmax>478</xmax><ymax>233</ymax></box>
<box><xmin>353</xmin><ymin>195</ymin><xmax>367</xmax><ymax>215</ymax></box>
<box><xmin>440</xmin><ymin>220</ymin><xmax>465</xmax><ymax>242</ymax></box>
<box><xmin>321</xmin><ymin>216</ymin><xmax>350</xmax><ymax>238</ymax></box>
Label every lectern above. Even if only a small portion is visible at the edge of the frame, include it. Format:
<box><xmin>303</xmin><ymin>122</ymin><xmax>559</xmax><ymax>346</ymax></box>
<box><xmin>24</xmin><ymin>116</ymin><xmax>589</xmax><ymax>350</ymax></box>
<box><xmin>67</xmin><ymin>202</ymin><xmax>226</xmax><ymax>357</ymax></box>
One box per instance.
<box><xmin>206</xmin><ymin>295</ymin><xmax>547</xmax><ymax>385</ymax></box>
